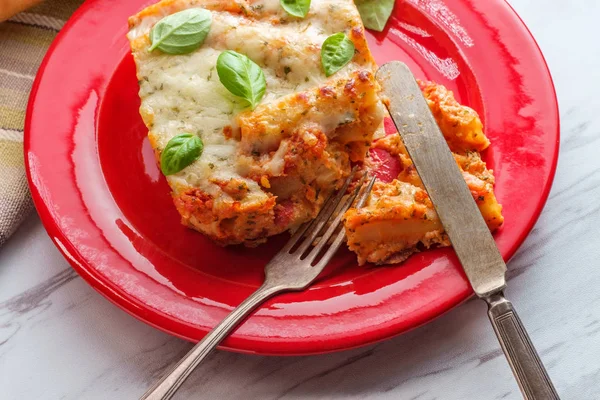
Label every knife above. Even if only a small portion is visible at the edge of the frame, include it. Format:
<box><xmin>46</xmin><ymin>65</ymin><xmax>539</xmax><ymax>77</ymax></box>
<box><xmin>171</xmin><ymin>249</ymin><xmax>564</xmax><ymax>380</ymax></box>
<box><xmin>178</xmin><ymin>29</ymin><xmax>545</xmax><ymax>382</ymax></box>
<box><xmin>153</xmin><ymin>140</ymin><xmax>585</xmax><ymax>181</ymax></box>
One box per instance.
<box><xmin>376</xmin><ymin>62</ymin><xmax>559</xmax><ymax>400</ymax></box>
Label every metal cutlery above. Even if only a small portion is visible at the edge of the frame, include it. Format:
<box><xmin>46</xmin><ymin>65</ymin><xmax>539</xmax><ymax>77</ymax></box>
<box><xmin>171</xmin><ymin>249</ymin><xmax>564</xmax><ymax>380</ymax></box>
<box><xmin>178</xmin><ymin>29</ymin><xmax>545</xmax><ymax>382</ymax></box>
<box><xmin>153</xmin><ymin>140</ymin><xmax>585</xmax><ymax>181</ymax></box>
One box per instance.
<box><xmin>141</xmin><ymin>169</ymin><xmax>376</xmax><ymax>400</ymax></box>
<box><xmin>142</xmin><ymin>60</ymin><xmax>559</xmax><ymax>400</ymax></box>
<box><xmin>377</xmin><ymin>61</ymin><xmax>559</xmax><ymax>400</ymax></box>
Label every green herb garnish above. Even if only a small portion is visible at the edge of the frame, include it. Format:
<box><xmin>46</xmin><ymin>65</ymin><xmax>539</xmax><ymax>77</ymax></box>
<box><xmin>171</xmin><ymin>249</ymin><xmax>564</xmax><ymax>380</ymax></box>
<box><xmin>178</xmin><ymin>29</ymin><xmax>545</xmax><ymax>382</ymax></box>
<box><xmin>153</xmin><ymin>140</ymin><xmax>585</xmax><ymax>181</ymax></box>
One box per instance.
<box><xmin>160</xmin><ymin>133</ymin><xmax>204</xmax><ymax>175</ymax></box>
<box><xmin>321</xmin><ymin>33</ymin><xmax>355</xmax><ymax>77</ymax></box>
<box><xmin>354</xmin><ymin>0</ymin><xmax>395</xmax><ymax>32</ymax></box>
<box><xmin>216</xmin><ymin>50</ymin><xmax>266</xmax><ymax>110</ymax></box>
<box><xmin>280</xmin><ymin>0</ymin><xmax>311</xmax><ymax>18</ymax></box>
<box><xmin>149</xmin><ymin>8</ymin><xmax>212</xmax><ymax>55</ymax></box>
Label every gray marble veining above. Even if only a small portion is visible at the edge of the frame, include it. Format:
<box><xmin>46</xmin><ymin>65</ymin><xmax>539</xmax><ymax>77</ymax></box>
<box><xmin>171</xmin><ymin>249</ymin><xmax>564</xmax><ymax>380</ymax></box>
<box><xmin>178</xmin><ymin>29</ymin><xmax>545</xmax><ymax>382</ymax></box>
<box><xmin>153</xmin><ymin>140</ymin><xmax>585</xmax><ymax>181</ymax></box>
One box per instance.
<box><xmin>2</xmin><ymin>0</ymin><xmax>600</xmax><ymax>399</ymax></box>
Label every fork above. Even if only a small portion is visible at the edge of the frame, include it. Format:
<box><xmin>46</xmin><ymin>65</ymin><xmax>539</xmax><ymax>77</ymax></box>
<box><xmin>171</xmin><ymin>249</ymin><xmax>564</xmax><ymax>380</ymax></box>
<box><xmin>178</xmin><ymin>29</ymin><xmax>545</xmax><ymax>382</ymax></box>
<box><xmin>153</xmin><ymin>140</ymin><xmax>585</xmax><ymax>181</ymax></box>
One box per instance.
<box><xmin>141</xmin><ymin>169</ymin><xmax>376</xmax><ymax>400</ymax></box>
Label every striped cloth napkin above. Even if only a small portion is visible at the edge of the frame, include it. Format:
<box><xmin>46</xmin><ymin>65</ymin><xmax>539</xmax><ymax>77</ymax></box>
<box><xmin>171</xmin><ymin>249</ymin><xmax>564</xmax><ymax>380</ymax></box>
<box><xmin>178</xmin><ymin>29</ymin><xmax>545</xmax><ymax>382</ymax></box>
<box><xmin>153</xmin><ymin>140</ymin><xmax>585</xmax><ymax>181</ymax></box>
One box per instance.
<box><xmin>0</xmin><ymin>0</ymin><xmax>84</xmax><ymax>246</ymax></box>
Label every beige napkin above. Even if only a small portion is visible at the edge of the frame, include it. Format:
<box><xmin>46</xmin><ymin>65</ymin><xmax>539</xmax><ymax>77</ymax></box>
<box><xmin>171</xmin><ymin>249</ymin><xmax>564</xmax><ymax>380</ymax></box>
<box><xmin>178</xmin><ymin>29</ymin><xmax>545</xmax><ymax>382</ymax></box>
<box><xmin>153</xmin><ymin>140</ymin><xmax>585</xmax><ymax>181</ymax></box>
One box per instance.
<box><xmin>0</xmin><ymin>0</ymin><xmax>84</xmax><ymax>245</ymax></box>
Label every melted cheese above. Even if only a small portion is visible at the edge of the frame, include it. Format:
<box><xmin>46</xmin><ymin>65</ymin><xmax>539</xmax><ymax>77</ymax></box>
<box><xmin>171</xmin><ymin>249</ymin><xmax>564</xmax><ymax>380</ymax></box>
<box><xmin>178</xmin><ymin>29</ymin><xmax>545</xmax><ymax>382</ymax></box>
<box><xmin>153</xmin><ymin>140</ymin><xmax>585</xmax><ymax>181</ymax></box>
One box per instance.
<box><xmin>128</xmin><ymin>0</ymin><xmax>382</xmax><ymax>245</ymax></box>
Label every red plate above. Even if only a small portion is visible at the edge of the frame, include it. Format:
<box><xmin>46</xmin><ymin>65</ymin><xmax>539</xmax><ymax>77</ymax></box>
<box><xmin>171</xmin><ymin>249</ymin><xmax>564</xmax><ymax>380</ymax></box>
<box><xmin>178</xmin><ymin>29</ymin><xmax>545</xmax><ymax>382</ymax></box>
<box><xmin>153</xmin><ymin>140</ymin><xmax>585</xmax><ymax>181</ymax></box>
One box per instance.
<box><xmin>25</xmin><ymin>0</ymin><xmax>559</xmax><ymax>355</ymax></box>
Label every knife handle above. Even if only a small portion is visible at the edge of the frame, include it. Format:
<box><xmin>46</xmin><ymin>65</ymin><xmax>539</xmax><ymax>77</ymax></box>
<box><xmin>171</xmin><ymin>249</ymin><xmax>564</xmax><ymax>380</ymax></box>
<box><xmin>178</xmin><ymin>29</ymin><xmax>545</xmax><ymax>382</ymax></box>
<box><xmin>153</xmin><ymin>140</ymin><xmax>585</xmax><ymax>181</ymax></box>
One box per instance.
<box><xmin>485</xmin><ymin>294</ymin><xmax>560</xmax><ymax>399</ymax></box>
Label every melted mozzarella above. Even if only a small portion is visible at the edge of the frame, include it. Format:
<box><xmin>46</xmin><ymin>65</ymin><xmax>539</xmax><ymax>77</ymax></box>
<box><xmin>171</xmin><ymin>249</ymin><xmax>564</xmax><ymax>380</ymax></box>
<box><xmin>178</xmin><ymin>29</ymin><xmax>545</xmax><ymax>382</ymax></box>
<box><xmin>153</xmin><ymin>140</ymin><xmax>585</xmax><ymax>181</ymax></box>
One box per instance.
<box><xmin>130</xmin><ymin>2</ymin><xmax>366</xmax><ymax>200</ymax></box>
<box><xmin>128</xmin><ymin>0</ymin><xmax>381</xmax><ymax>246</ymax></box>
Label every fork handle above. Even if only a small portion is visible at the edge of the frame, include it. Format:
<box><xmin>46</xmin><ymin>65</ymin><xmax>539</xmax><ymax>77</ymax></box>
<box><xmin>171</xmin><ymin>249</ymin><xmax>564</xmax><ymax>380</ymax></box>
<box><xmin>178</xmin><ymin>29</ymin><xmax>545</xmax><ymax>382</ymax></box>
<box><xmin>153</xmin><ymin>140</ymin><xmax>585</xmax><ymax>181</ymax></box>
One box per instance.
<box><xmin>140</xmin><ymin>284</ymin><xmax>283</xmax><ymax>400</ymax></box>
<box><xmin>485</xmin><ymin>293</ymin><xmax>560</xmax><ymax>399</ymax></box>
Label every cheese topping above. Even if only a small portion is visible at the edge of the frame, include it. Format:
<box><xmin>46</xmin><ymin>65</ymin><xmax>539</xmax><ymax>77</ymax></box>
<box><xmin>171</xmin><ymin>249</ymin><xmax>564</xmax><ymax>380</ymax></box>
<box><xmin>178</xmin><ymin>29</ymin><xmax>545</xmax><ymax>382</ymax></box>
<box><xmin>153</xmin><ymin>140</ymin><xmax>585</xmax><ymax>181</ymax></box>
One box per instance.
<box><xmin>128</xmin><ymin>0</ymin><xmax>383</xmax><ymax>245</ymax></box>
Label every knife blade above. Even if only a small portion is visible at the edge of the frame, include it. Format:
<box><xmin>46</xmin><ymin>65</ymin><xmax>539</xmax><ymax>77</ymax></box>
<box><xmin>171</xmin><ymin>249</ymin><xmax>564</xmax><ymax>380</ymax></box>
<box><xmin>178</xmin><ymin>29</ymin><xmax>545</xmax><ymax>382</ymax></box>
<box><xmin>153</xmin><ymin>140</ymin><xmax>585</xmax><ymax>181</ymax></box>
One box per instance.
<box><xmin>376</xmin><ymin>61</ymin><xmax>559</xmax><ymax>400</ymax></box>
<box><xmin>376</xmin><ymin>61</ymin><xmax>506</xmax><ymax>298</ymax></box>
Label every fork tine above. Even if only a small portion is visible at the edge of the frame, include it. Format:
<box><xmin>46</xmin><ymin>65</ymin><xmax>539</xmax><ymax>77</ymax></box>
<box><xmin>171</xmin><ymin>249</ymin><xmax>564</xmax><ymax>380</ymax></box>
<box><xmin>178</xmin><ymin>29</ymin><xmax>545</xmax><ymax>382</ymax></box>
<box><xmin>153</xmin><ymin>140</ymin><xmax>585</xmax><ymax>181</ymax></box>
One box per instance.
<box><xmin>305</xmin><ymin>175</ymin><xmax>375</xmax><ymax>265</ymax></box>
<box><xmin>312</xmin><ymin>176</ymin><xmax>376</xmax><ymax>269</ymax></box>
<box><xmin>280</xmin><ymin>166</ymin><xmax>357</xmax><ymax>254</ymax></box>
<box><xmin>280</xmin><ymin>200</ymin><xmax>330</xmax><ymax>254</ymax></box>
<box><xmin>353</xmin><ymin>175</ymin><xmax>376</xmax><ymax>209</ymax></box>
<box><xmin>291</xmin><ymin>166</ymin><xmax>358</xmax><ymax>256</ymax></box>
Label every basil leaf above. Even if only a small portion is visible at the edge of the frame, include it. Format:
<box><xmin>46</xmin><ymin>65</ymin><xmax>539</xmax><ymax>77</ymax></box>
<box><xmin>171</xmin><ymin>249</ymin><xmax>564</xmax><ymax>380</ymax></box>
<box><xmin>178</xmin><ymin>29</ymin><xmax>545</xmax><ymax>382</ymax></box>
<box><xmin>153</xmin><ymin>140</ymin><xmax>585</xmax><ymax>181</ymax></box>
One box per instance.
<box><xmin>149</xmin><ymin>8</ymin><xmax>212</xmax><ymax>55</ymax></box>
<box><xmin>280</xmin><ymin>0</ymin><xmax>311</xmax><ymax>18</ymax></box>
<box><xmin>355</xmin><ymin>0</ymin><xmax>395</xmax><ymax>32</ymax></box>
<box><xmin>321</xmin><ymin>33</ymin><xmax>355</xmax><ymax>77</ymax></box>
<box><xmin>160</xmin><ymin>133</ymin><xmax>204</xmax><ymax>175</ymax></box>
<box><xmin>217</xmin><ymin>50</ymin><xmax>266</xmax><ymax>110</ymax></box>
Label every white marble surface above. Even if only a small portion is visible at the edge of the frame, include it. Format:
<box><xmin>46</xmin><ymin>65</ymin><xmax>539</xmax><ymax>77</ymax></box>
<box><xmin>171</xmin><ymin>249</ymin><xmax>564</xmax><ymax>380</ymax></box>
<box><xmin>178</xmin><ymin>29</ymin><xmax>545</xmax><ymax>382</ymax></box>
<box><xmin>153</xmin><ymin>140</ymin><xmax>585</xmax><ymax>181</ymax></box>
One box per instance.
<box><xmin>2</xmin><ymin>1</ymin><xmax>600</xmax><ymax>399</ymax></box>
